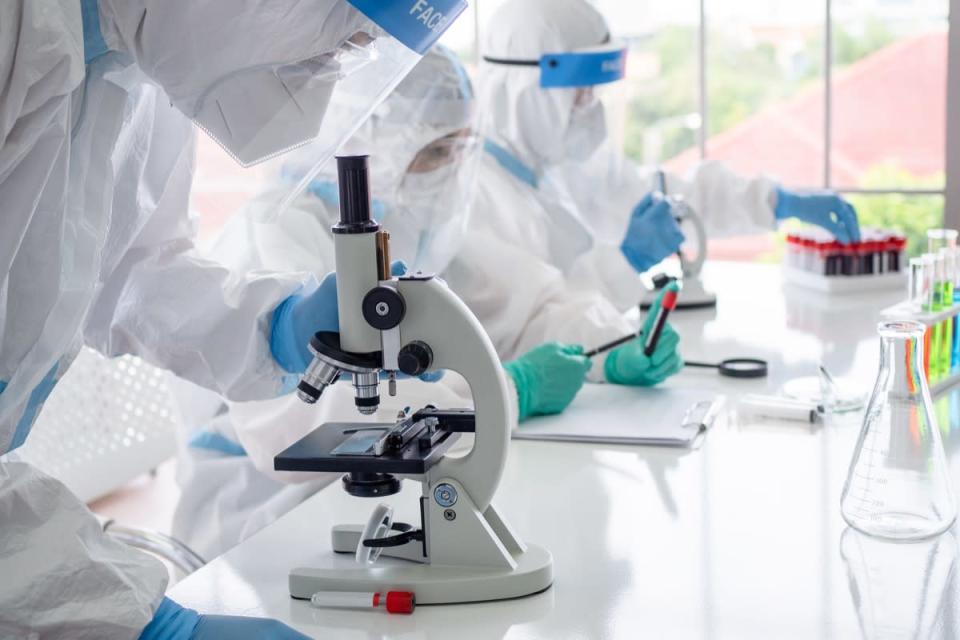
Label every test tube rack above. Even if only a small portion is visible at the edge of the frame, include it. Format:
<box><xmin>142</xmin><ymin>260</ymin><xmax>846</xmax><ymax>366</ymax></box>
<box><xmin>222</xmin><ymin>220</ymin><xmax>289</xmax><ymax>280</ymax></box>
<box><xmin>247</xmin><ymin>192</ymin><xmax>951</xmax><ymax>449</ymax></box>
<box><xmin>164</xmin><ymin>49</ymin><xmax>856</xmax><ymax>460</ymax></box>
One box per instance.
<box><xmin>783</xmin><ymin>228</ymin><xmax>908</xmax><ymax>293</ymax></box>
<box><xmin>880</xmin><ymin>301</ymin><xmax>960</xmax><ymax>395</ymax></box>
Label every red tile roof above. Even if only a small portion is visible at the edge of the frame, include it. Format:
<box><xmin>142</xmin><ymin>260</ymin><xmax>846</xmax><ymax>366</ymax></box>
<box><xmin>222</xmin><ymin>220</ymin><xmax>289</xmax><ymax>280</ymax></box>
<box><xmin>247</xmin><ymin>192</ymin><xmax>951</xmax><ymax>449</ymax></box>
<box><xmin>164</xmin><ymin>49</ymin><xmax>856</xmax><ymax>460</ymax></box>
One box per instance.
<box><xmin>666</xmin><ymin>31</ymin><xmax>946</xmax><ymax>187</ymax></box>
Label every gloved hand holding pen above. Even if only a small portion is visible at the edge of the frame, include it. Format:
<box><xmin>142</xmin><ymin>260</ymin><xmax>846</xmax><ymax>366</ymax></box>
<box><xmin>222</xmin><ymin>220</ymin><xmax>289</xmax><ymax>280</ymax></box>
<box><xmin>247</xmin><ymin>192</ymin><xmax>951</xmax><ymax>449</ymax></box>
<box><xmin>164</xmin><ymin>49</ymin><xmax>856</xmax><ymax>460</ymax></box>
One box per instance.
<box><xmin>604</xmin><ymin>282</ymin><xmax>684</xmax><ymax>386</ymax></box>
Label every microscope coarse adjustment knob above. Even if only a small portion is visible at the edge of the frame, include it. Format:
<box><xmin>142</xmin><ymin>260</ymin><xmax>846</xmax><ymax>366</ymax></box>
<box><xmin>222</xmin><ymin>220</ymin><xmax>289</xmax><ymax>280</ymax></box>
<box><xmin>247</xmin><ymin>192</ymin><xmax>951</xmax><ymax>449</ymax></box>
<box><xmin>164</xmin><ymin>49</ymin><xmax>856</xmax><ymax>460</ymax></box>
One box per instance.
<box><xmin>397</xmin><ymin>341</ymin><xmax>433</xmax><ymax>376</ymax></box>
<box><xmin>362</xmin><ymin>286</ymin><xmax>405</xmax><ymax>330</ymax></box>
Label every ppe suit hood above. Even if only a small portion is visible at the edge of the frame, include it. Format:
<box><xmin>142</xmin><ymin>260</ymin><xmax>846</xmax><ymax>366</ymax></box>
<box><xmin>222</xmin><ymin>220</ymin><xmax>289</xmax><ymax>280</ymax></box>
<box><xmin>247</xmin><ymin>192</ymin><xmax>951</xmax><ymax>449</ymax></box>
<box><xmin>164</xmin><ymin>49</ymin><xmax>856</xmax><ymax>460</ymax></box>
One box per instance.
<box><xmin>479</xmin><ymin>0</ymin><xmax>609</xmax><ymax>171</ymax></box>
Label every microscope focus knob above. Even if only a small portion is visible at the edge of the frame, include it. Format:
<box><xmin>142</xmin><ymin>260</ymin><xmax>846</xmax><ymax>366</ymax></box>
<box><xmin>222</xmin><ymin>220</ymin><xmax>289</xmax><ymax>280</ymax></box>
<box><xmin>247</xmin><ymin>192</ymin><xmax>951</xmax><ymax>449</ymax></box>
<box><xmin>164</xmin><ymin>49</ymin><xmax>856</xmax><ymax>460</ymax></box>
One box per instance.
<box><xmin>397</xmin><ymin>341</ymin><xmax>433</xmax><ymax>376</ymax></box>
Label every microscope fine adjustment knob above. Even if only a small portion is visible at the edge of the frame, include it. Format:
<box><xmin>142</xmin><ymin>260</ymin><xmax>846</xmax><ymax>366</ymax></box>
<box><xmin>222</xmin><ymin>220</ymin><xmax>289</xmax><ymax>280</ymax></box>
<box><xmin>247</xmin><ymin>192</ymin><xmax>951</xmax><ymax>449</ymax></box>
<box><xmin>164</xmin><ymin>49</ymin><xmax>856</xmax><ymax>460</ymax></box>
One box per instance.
<box><xmin>433</xmin><ymin>483</ymin><xmax>458</xmax><ymax>508</ymax></box>
<box><xmin>397</xmin><ymin>341</ymin><xmax>433</xmax><ymax>376</ymax></box>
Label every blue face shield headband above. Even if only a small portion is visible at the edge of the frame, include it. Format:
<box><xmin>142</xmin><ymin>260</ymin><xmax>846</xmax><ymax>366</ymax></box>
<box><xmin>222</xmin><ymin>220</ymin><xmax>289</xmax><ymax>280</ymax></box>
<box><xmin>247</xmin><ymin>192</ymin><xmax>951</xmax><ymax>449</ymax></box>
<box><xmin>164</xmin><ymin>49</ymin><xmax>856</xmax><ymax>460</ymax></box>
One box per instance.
<box><xmin>483</xmin><ymin>42</ymin><xmax>627</xmax><ymax>88</ymax></box>
<box><xmin>349</xmin><ymin>0</ymin><xmax>468</xmax><ymax>54</ymax></box>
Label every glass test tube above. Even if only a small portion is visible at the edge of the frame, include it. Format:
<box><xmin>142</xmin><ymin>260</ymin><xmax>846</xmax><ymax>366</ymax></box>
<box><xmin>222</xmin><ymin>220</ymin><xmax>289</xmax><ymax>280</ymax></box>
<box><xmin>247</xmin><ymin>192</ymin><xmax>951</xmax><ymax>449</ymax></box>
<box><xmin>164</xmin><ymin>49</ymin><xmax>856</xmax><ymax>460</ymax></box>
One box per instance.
<box><xmin>928</xmin><ymin>228</ymin><xmax>959</xmax><ymax>255</ymax></box>
<box><xmin>941</xmin><ymin>250</ymin><xmax>955</xmax><ymax>380</ymax></box>
<box><xmin>932</xmin><ymin>251</ymin><xmax>946</xmax><ymax>381</ymax></box>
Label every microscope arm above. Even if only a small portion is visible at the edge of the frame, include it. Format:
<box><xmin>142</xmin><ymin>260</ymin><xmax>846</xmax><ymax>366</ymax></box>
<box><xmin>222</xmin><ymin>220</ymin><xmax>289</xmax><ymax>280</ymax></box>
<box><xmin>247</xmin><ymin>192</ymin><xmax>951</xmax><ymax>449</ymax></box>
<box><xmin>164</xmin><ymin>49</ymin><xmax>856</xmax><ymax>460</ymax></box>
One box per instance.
<box><xmin>396</xmin><ymin>276</ymin><xmax>511</xmax><ymax>511</ymax></box>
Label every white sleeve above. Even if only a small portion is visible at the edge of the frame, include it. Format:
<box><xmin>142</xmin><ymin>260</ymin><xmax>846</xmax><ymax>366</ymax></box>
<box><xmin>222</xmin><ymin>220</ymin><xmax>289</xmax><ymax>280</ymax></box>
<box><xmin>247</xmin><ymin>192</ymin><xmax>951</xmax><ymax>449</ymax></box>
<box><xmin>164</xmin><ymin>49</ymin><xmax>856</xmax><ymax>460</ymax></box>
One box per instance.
<box><xmin>661</xmin><ymin>159</ymin><xmax>779</xmax><ymax>238</ymax></box>
<box><xmin>442</xmin><ymin>232</ymin><xmax>634</xmax><ymax>382</ymax></box>
<box><xmin>566</xmin><ymin>243</ymin><xmax>645</xmax><ymax>315</ymax></box>
<box><xmin>0</xmin><ymin>461</ymin><xmax>167</xmax><ymax>640</ymax></box>
<box><xmin>558</xmin><ymin>149</ymin><xmax>779</xmax><ymax>242</ymax></box>
<box><xmin>83</xmin><ymin>122</ymin><xmax>312</xmax><ymax>402</ymax></box>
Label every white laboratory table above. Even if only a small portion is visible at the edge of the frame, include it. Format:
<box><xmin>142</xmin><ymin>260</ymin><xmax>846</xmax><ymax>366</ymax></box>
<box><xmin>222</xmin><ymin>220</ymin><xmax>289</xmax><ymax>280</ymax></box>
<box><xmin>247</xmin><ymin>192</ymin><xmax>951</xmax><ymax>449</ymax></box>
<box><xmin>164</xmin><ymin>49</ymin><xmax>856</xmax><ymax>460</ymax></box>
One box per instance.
<box><xmin>170</xmin><ymin>262</ymin><xmax>960</xmax><ymax>639</ymax></box>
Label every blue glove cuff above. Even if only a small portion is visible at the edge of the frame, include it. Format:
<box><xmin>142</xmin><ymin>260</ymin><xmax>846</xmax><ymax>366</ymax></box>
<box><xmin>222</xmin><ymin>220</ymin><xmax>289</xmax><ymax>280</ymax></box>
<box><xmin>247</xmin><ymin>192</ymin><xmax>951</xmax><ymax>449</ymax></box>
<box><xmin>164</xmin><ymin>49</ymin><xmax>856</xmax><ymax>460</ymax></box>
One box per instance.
<box><xmin>139</xmin><ymin>598</ymin><xmax>201</xmax><ymax>640</ymax></box>
<box><xmin>773</xmin><ymin>186</ymin><xmax>795</xmax><ymax>222</ymax></box>
<box><xmin>270</xmin><ymin>295</ymin><xmax>312</xmax><ymax>374</ymax></box>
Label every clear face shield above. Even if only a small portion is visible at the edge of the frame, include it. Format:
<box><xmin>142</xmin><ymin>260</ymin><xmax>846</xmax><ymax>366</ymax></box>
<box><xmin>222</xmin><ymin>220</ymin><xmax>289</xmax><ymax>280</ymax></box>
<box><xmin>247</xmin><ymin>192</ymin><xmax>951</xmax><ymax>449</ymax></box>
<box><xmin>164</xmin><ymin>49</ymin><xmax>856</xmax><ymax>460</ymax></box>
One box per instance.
<box><xmin>388</xmin><ymin>127</ymin><xmax>482</xmax><ymax>274</ymax></box>
<box><xmin>262</xmin><ymin>43</ymin><xmax>480</xmax><ymax>274</ymax></box>
<box><xmin>189</xmin><ymin>0</ymin><xmax>468</xmax><ymax>227</ymax></box>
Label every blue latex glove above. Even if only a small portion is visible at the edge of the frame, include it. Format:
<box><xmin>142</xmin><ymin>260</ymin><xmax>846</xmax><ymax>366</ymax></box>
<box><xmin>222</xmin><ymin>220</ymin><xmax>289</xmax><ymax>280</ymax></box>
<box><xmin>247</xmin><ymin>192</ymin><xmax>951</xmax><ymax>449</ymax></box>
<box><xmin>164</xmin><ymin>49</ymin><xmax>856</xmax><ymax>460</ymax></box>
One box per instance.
<box><xmin>775</xmin><ymin>187</ymin><xmax>861</xmax><ymax>244</ymax></box>
<box><xmin>605</xmin><ymin>283</ymin><xmax>684</xmax><ymax>386</ymax></box>
<box><xmin>503</xmin><ymin>342</ymin><xmax>592</xmax><ymax>422</ymax></box>
<box><xmin>271</xmin><ymin>261</ymin><xmax>408</xmax><ymax>374</ymax></box>
<box><xmin>139</xmin><ymin>597</ymin><xmax>310</xmax><ymax>640</ymax></box>
<box><xmin>620</xmin><ymin>193</ymin><xmax>685</xmax><ymax>273</ymax></box>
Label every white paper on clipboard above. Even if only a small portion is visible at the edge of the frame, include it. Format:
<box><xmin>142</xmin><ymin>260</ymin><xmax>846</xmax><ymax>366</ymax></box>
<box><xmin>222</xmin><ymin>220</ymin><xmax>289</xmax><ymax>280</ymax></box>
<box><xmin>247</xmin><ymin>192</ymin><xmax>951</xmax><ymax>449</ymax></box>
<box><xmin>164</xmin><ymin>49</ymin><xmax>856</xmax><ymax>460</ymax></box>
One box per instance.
<box><xmin>513</xmin><ymin>383</ymin><xmax>725</xmax><ymax>448</ymax></box>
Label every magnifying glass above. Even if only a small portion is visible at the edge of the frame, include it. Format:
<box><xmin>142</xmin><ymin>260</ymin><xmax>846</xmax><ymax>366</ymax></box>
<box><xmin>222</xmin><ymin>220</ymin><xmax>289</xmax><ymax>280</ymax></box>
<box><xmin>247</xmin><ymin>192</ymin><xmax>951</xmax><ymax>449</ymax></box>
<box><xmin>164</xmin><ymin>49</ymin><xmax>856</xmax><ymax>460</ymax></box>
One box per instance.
<box><xmin>685</xmin><ymin>358</ymin><xmax>768</xmax><ymax>379</ymax></box>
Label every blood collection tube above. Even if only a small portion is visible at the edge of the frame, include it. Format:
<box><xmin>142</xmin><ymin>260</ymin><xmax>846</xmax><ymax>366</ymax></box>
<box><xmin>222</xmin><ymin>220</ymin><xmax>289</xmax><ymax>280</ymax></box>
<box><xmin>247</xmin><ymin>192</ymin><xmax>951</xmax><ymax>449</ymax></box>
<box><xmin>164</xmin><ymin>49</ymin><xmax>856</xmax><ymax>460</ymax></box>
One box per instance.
<box><xmin>310</xmin><ymin>591</ymin><xmax>415</xmax><ymax>614</ymax></box>
<box><xmin>643</xmin><ymin>286</ymin><xmax>679</xmax><ymax>356</ymax></box>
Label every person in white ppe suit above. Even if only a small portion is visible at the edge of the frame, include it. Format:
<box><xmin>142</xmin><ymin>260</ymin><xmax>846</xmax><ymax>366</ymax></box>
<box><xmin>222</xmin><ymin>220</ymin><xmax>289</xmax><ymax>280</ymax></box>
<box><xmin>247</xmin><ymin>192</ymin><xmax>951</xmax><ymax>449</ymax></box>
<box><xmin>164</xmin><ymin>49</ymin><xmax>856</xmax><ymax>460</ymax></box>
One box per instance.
<box><xmin>444</xmin><ymin>0</ymin><xmax>860</xmax><ymax>374</ymax></box>
<box><xmin>171</xmin><ymin>45</ymin><xmax>605</xmax><ymax>559</ymax></box>
<box><xmin>0</xmin><ymin>0</ymin><xmax>467</xmax><ymax>638</ymax></box>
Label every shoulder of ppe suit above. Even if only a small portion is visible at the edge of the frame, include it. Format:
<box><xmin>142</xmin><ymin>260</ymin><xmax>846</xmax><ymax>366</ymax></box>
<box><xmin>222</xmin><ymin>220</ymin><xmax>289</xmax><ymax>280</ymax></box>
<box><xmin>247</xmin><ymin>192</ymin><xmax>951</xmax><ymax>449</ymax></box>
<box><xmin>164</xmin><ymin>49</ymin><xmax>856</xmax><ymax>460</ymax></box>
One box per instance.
<box><xmin>0</xmin><ymin>1</ymin><xmax>85</xmax><ymax>145</ymax></box>
<box><xmin>0</xmin><ymin>461</ymin><xmax>167</xmax><ymax>640</ymax></box>
<box><xmin>483</xmin><ymin>0</ymin><xmax>608</xmax><ymax>58</ymax></box>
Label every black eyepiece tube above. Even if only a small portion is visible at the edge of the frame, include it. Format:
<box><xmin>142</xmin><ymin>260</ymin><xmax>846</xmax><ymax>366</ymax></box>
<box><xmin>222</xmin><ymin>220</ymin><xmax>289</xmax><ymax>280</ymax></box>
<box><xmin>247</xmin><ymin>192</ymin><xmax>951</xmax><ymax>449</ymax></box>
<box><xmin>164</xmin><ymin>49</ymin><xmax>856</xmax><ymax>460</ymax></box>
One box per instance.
<box><xmin>334</xmin><ymin>155</ymin><xmax>379</xmax><ymax>234</ymax></box>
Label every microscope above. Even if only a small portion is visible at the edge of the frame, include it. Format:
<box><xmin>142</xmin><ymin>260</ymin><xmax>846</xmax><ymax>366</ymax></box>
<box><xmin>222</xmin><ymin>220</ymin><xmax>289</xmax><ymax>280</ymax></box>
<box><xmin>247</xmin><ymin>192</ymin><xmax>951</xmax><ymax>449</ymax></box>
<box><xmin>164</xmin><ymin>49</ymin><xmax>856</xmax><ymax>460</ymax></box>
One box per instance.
<box><xmin>274</xmin><ymin>155</ymin><xmax>553</xmax><ymax>605</ymax></box>
<box><xmin>643</xmin><ymin>170</ymin><xmax>717</xmax><ymax>310</ymax></box>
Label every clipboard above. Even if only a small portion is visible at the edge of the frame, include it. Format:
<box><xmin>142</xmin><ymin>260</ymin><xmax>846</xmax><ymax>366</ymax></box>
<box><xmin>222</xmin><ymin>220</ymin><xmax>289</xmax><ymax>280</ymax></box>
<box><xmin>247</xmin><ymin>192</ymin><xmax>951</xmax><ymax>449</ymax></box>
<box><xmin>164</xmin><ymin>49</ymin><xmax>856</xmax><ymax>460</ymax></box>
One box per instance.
<box><xmin>512</xmin><ymin>383</ymin><xmax>724</xmax><ymax>448</ymax></box>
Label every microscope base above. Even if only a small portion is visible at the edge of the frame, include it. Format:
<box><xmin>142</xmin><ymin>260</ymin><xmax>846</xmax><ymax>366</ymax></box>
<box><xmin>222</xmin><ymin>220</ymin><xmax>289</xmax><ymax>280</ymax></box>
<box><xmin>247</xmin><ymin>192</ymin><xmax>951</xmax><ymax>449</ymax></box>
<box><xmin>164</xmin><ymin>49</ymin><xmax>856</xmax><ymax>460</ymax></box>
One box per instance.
<box><xmin>289</xmin><ymin>543</ymin><xmax>553</xmax><ymax>604</ymax></box>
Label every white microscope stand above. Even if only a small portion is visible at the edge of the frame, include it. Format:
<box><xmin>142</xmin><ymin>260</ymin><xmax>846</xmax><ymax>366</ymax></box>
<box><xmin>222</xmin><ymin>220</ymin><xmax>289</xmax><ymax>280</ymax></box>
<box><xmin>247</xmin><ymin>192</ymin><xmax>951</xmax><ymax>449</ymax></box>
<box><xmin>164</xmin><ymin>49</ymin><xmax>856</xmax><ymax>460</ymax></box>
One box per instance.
<box><xmin>287</xmin><ymin>275</ymin><xmax>553</xmax><ymax>604</ymax></box>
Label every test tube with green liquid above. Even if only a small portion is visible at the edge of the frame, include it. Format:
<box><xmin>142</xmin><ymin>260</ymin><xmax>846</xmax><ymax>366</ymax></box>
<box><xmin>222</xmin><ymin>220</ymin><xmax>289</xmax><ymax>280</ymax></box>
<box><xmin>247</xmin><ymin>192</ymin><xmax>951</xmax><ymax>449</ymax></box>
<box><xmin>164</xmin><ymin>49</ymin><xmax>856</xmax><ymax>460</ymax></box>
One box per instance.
<box><xmin>931</xmin><ymin>251</ymin><xmax>945</xmax><ymax>382</ymax></box>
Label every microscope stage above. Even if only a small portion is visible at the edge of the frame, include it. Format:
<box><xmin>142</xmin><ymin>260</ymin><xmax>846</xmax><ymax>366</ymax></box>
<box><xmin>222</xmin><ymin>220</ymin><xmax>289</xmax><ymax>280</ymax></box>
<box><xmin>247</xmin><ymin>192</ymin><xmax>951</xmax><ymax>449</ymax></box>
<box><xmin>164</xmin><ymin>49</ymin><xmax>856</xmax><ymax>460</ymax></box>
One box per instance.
<box><xmin>274</xmin><ymin>421</ymin><xmax>460</xmax><ymax>474</ymax></box>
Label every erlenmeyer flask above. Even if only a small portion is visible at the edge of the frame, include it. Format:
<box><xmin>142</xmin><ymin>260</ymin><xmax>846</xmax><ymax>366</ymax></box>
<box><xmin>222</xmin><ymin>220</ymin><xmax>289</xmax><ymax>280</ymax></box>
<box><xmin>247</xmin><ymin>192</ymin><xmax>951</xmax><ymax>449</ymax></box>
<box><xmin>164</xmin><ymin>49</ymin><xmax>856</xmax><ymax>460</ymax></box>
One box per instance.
<box><xmin>841</xmin><ymin>321</ymin><xmax>957</xmax><ymax>540</ymax></box>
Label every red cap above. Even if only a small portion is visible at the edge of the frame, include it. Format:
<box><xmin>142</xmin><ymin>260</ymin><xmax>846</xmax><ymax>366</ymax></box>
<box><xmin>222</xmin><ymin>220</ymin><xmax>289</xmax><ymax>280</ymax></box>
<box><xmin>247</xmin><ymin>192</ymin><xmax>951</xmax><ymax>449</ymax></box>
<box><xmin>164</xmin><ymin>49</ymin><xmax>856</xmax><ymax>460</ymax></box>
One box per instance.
<box><xmin>662</xmin><ymin>289</ymin><xmax>679</xmax><ymax>311</ymax></box>
<box><xmin>385</xmin><ymin>591</ymin><xmax>415</xmax><ymax>614</ymax></box>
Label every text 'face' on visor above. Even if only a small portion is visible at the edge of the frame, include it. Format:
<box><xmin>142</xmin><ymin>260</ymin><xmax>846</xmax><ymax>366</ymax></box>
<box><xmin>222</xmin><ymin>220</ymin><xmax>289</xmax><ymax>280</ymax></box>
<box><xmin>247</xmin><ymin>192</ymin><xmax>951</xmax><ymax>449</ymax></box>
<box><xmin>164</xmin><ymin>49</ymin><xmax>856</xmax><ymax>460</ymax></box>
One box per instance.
<box><xmin>348</xmin><ymin>0</ymin><xmax>469</xmax><ymax>54</ymax></box>
<box><xmin>539</xmin><ymin>45</ymin><xmax>627</xmax><ymax>89</ymax></box>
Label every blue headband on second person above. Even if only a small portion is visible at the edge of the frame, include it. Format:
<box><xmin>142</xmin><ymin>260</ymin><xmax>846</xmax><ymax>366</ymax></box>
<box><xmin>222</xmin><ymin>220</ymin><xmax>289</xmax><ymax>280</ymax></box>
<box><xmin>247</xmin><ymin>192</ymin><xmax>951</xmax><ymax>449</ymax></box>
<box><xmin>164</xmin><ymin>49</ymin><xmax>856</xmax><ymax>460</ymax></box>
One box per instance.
<box><xmin>483</xmin><ymin>44</ymin><xmax>627</xmax><ymax>88</ymax></box>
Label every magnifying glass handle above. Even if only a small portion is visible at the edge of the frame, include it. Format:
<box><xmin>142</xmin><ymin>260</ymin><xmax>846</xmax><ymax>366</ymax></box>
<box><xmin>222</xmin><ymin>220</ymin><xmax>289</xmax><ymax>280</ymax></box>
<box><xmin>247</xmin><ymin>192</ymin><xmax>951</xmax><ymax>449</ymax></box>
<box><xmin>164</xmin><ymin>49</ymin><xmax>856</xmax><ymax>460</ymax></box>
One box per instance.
<box><xmin>684</xmin><ymin>361</ymin><xmax>720</xmax><ymax>369</ymax></box>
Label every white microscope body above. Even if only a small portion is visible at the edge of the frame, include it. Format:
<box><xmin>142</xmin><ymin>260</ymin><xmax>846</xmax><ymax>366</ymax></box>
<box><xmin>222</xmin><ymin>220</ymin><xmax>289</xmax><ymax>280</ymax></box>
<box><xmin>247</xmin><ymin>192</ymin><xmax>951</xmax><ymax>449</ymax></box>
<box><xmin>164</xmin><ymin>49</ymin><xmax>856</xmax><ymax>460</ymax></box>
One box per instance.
<box><xmin>275</xmin><ymin>155</ymin><xmax>552</xmax><ymax>605</ymax></box>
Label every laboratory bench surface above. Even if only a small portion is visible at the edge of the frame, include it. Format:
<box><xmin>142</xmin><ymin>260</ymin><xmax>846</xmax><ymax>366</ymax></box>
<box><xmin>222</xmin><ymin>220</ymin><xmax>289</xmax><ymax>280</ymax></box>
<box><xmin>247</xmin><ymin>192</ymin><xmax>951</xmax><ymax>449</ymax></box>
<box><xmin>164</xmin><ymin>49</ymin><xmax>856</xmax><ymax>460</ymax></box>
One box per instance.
<box><xmin>170</xmin><ymin>262</ymin><xmax>960</xmax><ymax>639</ymax></box>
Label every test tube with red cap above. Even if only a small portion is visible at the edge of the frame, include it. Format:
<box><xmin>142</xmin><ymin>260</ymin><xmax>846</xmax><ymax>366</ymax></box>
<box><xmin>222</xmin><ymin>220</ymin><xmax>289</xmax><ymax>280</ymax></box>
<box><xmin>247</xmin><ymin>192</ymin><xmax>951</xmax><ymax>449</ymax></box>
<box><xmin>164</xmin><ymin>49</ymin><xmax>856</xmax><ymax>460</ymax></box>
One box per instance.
<box><xmin>784</xmin><ymin>227</ymin><xmax>907</xmax><ymax>278</ymax></box>
<box><xmin>310</xmin><ymin>591</ymin><xmax>415</xmax><ymax>614</ymax></box>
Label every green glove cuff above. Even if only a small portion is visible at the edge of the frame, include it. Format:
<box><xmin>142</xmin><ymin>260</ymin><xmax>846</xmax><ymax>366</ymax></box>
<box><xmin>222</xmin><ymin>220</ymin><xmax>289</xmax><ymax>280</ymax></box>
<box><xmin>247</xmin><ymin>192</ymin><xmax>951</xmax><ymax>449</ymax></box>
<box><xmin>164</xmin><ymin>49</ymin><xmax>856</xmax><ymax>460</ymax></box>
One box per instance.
<box><xmin>503</xmin><ymin>361</ymin><xmax>533</xmax><ymax>421</ymax></box>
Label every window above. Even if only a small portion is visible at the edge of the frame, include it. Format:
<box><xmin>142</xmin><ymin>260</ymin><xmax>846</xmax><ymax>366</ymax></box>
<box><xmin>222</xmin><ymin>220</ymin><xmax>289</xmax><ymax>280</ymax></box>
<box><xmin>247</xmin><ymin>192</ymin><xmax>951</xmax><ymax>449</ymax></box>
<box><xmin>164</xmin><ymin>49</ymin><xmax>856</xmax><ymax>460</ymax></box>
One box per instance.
<box><xmin>591</xmin><ymin>0</ymin><xmax>950</xmax><ymax>259</ymax></box>
<box><xmin>189</xmin><ymin>1</ymin><xmax>953</xmax><ymax>257</ymax></box>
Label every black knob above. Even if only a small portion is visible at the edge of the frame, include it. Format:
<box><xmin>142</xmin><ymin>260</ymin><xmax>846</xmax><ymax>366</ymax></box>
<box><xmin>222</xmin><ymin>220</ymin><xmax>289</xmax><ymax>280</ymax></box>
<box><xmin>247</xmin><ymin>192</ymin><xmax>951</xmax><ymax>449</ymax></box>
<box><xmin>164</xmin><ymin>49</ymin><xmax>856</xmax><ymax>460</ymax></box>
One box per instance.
<box><xmin>397</xmin><ymin>341</ymin><xmax>433</xmax><ymax>376</ymax></box>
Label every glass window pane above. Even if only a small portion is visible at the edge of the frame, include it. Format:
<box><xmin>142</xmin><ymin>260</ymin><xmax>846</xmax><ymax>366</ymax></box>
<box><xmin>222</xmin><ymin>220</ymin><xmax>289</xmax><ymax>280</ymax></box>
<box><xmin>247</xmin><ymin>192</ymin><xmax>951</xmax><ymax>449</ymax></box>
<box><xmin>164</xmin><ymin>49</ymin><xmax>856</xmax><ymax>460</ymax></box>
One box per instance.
<box><xmin>592</xmin><ymin>1</ymin><xmax>701</xmax><ymax>166</ymax></box>
<box><xmin>830</xmin><ymin>0</ymin><xmax>948</xmax><ymax>190</ymax></box>
<box><xmin>845</xmin><ymin>192</ymin><xmax>944</xmax><ymax>257</ymax></box>
<box><xmin>698</xmin><ymin>0</ymin><xmax>826</xmax><ymax>188</ymax></box>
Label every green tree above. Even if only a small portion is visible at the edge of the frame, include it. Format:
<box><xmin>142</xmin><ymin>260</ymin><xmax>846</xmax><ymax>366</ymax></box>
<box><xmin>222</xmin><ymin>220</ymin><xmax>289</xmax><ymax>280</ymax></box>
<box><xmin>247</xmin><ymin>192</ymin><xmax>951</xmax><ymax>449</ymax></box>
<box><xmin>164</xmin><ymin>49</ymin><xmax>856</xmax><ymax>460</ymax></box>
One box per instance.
<box><xmin>848</xmin><ymin>165</ymin><xmax>944</xmax><ymax>257</ymax></box>
<box><xmin>623</xmin><ymin>19</ymin><xmax>898</xmax><ymax>165</ymax></box>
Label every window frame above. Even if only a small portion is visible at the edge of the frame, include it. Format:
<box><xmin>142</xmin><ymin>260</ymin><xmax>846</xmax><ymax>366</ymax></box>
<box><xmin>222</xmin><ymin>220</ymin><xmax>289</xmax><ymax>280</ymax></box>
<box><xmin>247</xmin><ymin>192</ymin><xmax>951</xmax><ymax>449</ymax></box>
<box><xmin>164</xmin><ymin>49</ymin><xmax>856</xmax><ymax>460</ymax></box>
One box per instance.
<box><xmin>694</xmin><ymin>0</ymin><xmax>955</xmax><ymax>209</ymax></box>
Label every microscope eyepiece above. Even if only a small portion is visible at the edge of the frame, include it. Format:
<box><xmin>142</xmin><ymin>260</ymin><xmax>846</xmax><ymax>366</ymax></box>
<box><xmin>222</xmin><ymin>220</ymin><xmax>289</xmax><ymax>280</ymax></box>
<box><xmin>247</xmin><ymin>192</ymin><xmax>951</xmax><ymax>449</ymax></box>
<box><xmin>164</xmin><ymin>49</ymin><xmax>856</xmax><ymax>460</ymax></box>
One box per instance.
<box><xmin>333</xmin><ymin>155</ymin><xmax>379</xmax><ymax>234</ymax></box>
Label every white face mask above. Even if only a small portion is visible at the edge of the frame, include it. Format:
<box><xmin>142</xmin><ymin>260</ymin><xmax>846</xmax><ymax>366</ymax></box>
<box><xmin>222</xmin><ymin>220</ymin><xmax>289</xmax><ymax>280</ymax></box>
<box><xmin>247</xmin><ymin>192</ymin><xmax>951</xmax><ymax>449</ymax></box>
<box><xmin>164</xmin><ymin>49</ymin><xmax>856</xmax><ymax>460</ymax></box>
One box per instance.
<box><xmin>562</xmin><ymin>99</ymin><xmax>607</xmax><ymax>162</ymax></box>
<box><xmin>194</xmin><ymin>60</ymin><xmax>339</xmax><ymax>167</ymax></box>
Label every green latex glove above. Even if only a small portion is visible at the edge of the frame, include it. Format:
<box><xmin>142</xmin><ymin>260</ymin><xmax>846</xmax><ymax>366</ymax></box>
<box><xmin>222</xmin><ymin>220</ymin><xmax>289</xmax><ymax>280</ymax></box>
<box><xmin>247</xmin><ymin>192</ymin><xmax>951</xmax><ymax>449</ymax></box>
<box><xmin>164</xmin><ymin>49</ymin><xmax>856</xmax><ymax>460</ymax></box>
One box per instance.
<box><xmin>503</xmin><ymin>342</ymin><xmax>592</xmax><ymax>421</ymax></box>
<box><xmin>605</xmin><ymin>284</ymin><xmax>684</xmax><ymax>386</ymax></box>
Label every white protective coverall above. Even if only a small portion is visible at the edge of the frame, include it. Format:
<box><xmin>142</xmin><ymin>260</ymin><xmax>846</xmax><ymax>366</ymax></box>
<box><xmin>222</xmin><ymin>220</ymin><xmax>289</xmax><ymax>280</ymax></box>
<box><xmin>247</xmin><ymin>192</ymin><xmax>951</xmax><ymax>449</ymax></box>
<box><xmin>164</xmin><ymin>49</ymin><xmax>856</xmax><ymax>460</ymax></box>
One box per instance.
<box><xmin>0</xmin><ymin>0</ymin><xmax>448</xmax><ymax>636</ymax></box>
